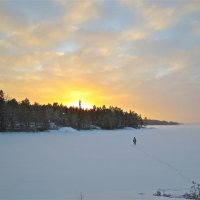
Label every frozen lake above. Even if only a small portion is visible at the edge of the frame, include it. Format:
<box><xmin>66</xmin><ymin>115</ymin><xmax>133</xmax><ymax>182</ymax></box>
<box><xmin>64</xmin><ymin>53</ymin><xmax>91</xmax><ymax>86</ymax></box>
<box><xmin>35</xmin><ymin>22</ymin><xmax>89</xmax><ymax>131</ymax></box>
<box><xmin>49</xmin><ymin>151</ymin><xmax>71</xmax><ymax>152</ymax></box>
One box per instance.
<box><xmin>0</xmin><ymin>125</ymin><xmax>200</xmax><ymax>200</ymax></box>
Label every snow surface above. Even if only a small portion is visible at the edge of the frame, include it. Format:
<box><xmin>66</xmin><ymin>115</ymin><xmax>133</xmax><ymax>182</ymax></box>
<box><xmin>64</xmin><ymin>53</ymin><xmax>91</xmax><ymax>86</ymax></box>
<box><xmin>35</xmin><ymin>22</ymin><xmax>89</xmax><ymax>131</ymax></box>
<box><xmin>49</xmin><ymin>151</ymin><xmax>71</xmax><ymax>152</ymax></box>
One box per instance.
<box><xmin>0</xmin><ymin>125</ymin><xmax>200</xmax><ymax>200</ymax></box>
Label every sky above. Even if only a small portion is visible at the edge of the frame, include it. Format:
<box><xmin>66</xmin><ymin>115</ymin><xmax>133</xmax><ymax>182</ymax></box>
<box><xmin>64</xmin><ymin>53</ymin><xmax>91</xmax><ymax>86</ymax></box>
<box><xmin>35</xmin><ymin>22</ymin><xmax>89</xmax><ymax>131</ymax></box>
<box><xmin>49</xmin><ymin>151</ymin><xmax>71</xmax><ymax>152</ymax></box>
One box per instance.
<box><xmin>0</xmin><ymin>0</ymin><xmax>200</xmax><ymax>123</ymax></box>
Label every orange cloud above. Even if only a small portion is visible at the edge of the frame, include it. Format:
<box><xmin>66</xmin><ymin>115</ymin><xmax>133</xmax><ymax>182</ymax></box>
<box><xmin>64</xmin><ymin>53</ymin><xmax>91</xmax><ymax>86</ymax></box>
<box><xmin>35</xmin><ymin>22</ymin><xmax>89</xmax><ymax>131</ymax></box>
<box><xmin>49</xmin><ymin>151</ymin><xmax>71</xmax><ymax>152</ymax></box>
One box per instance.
<box><xmin>0</xmin><ymin>0</ymin><xmax>200</xmax><ymax>123</ymax></box>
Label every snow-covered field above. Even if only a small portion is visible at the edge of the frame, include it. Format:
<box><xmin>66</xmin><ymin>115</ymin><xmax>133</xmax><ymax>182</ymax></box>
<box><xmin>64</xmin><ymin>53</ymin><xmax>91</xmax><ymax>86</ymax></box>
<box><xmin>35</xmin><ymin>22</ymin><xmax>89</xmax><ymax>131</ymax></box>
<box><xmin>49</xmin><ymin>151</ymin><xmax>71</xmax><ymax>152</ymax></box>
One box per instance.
<box><xmin>0</xmin><ymin>125</ymin><xmax>200</xmax><ymax>200</ymax></box>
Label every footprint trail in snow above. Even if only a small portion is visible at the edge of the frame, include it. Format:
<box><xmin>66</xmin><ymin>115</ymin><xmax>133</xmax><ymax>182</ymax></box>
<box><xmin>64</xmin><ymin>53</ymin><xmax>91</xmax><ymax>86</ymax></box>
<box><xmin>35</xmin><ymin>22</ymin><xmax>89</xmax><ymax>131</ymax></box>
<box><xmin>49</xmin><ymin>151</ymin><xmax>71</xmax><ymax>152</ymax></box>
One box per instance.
<box><xmin>134</xmin><ymin>145</ymin><xmax>192</xmax><ymax>184</ymax></box>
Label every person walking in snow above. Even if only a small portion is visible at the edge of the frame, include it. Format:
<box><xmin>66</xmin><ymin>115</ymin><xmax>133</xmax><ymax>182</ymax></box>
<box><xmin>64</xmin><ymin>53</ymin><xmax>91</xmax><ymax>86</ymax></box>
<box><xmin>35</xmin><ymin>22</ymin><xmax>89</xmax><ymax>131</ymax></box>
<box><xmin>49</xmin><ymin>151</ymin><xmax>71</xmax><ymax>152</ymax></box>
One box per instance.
<box><xmin>133</xmin><ymin>137</ymin><xmax>137</xmax><ymax>145</ymax></box>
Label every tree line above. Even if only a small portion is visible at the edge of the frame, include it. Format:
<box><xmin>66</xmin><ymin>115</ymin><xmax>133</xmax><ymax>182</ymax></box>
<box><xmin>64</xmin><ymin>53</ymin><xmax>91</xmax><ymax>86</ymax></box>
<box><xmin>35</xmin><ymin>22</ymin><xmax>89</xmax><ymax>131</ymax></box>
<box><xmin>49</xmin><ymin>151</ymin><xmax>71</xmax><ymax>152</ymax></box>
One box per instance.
<box><xmin>0</xmin><ymin>90</ymin><xmax>144</xmax><ymax>132</ymax></box>
<box><xmin>143</xmin><ymin>117</ymin><xmax>179</xmax><ymax>126</ymax></box>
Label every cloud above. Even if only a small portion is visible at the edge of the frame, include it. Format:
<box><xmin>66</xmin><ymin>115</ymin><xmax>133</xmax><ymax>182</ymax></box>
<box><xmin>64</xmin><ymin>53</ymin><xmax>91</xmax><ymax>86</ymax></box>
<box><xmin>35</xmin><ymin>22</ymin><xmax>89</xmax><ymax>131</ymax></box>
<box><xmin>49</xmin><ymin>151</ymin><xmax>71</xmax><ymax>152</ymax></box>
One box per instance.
<box><xmin>121</xmin><ymin>29</ymin><xmax>147</xmax><ymax>41</ymax></box>
<box><xmin>121</xmin><ymin>0</ymin><xmax>200</xmax><ymax>30</ymax></box>
<box><xmin>0</xmin><ymin>2</ymin><xmax>29</xmax><ymax>33</ymax></box>
<box><xmin>0</xmin><ymin>0</ymin><xmax>200</xmax><ymax>122</ymax></box>
<box><xmin>0</xmin><ymin>0</ymin><xmax>101</xmax><ymax>52</ymax></box>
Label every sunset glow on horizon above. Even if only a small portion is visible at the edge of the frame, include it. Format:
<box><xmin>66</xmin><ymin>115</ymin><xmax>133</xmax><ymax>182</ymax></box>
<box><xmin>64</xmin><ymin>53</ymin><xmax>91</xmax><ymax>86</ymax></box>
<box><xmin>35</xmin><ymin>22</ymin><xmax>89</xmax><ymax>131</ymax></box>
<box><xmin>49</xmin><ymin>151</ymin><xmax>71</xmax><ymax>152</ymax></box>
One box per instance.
<box><xmin>0</xmin><ymin>0</ymin><xmax>200</xmax><ymax>123</ymax></box>
<box><xmin>66</xmin><ymin>101</ymin><xmax>93</xmax><ymax>110</ymax></box>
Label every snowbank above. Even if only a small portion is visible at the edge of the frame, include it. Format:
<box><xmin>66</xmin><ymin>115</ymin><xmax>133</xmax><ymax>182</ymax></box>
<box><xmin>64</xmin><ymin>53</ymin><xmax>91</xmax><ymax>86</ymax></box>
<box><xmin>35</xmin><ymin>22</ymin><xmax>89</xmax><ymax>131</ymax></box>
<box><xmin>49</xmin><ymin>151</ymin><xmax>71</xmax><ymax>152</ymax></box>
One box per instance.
<box><xmin>58</xmin><ymin>127</ymin><xmax>78</xmax><ymax>132</ymax></box>
<box><xmin>123</xmin><ymin>127</ymin><xmax>136</xmax><ymax>130</ymax></box>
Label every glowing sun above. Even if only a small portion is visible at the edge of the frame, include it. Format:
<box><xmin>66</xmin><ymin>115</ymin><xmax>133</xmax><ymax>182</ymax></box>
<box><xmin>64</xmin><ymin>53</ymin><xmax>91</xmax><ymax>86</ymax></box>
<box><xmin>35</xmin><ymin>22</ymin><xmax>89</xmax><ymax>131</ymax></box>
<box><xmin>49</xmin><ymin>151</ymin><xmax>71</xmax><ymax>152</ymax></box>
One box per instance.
<box><xmin>67</xmin><ymin>100</ymin><xmax>93</xmax><ymax>110</ymax></box>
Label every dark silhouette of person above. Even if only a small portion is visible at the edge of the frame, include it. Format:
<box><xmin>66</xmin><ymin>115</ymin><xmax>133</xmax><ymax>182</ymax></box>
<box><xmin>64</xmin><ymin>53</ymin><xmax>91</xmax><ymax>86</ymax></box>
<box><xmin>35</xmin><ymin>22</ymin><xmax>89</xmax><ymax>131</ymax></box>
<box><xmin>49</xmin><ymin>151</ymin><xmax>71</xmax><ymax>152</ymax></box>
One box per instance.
<box><xmin>133</xmin><ymin>137</ymin><xmax>137</xmax><ymax>145</ymax></box>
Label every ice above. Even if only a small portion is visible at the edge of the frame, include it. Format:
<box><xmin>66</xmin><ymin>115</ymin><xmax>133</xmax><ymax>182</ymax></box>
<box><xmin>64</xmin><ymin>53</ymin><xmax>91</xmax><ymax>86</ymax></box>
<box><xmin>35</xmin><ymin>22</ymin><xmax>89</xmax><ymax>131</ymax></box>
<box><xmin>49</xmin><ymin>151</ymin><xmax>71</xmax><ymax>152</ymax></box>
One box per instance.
<box><xmin>0</xmin><ymin>125</ymin><xmax>200</xmax><ymax>200</ymax></box>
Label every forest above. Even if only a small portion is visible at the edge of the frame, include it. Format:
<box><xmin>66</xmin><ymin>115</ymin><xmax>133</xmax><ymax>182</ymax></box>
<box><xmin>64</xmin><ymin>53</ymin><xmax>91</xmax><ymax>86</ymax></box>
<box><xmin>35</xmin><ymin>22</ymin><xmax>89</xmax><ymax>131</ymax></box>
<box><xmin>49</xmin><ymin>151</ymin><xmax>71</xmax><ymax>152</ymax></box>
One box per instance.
<box><xmin>0</xmin><ymin>90</ymin><xmax>144</xmax><ymax>132</ymax></box>
<box><xmin>143</xmin><ymin>118</ymin><xmax>179</xmax><ymax>125</ymax></box>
